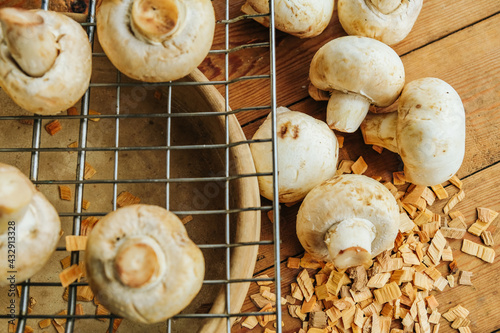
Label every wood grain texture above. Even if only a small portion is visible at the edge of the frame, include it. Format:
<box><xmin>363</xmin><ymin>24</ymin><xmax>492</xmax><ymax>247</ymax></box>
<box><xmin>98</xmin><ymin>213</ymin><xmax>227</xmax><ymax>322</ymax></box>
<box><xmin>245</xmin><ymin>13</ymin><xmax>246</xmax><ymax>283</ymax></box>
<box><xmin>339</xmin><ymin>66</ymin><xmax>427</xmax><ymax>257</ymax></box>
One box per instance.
<box><xmin>223</xmin><ymin>2</ymin><xmax>500</xmax><ymax>333</ymax></box>
<box><xmin>199</xmin><ymin>0</ymin><xmax>500</xmax><ymax>126</ymax></box>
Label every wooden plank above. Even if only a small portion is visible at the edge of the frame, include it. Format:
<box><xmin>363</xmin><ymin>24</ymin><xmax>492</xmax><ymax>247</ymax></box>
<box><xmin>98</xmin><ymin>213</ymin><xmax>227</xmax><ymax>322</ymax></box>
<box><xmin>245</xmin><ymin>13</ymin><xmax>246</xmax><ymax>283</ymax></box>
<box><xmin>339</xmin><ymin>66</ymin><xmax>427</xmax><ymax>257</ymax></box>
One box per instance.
<box><xmin>243</xmin><ymin>14</ymin><xmax>500</xmax><ymax>179</ymax></box>
<box><xmin>233</xmin><ymin>162</ymin><xmax>500</xmax><ymax>333</ymax></box>
<box><xmin>200</xmin><ymin>1</ymin><xmax>500</xmax><ymax>125</ymax></box>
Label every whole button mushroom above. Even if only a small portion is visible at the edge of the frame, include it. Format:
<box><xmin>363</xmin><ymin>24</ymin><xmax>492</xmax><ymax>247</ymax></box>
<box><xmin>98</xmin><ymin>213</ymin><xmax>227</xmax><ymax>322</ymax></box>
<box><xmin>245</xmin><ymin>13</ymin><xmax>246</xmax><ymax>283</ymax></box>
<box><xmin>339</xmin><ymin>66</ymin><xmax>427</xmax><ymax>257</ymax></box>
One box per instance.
<box><xmin>361</xmin><ymin>77</ymin><xmax>466</xmax><ymax>186</ymax></box>
<box><xmin>0</xmin><ymin>8</ymin><xmax>91</xmax><ymax>115</ymax></box>
<box><xmin>338</xmin><ymin>0</ymin><xmax>423</xmax><ymax>45</ymax></box>
<box><xmin>85</xmin><ymin>204</ymin><xmax>204</xmax><ymax>323</ymax></box>
<box><xmin>0</xmin><ymin>163</ymin><xmax>61</xmax><ymax>286</ymax></box>
<box><xmin>241</xmin><ymin>0</ymin><xmax>335</xmax><ymax>38</ymax></box>
<box><xmin>309</xmin><ymin>36</ymin><xmax>405</xmax><ymax>133</ymax></box>
<box><xmin>296</xmin><ymin>174</ymin><xmax>400</xmax><ymax>269</ymax></box>
<box><xmin>97</xmin><ymin>0</ymin><xmax>215</xmax><ymax>82</ymax></box>
<box><xmin>250</xmin><ymin>107</ymin><xmax>339</xmax><ymax>204</ymax></box>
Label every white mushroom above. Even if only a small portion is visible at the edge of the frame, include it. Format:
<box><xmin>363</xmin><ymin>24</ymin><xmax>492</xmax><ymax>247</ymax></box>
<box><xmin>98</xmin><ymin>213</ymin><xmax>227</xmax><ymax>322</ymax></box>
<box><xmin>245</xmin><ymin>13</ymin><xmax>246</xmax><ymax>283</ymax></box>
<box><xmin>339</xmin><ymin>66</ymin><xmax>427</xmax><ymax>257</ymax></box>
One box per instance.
<box><xmin>338</xmin><ymin>0</ymin><xmax>423</xmax><ymax>45</ymax></box>
<box><xmin>296</xmin><ymin>174</ymin><xmax>399</xmax><ymax>269</ymax></box>
<box><xmin>0</xmin><ymin>8</ymin><xmax>91</xmax><ymax>115</ymax></box>
<box><xmin>250</xmin><ymin>107</ymin><xmax>339</xmax><ymax>204</ymax></box>
<box><xmin>241</xmin><ymin>0</ymin><xmax>335</xmax><ymax>38</ymax></box>
<box><xmin>309</xmin><ymin>36</ymin><xmax>405</xmax><ymax>133</ymax></box>
<box><xmin>361</xmin><ymin>77</ymin><xmax>466</xmax><ymax>186</ymax></box>
<box><xmin>97</xmin><ymin>0</ymin><xmax>215</xmax><ymax>82</ymax></box>
<box><xmin>0</xmin><ymin>163</ymin><xmax>61</xmax><ymax>286</ymax></box>
<box><xmin>85</xmin><ymin>204</ymin><xmax>204</xmax><ymax>323</ymax></box>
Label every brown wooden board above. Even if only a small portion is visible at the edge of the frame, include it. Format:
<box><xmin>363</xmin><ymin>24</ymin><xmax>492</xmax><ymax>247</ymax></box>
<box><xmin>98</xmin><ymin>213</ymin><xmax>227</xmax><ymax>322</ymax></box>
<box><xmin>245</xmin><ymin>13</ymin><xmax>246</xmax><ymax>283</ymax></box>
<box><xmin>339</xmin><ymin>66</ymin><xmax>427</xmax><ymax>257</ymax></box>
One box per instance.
<box><xmin>201</xmin><ymin>1</ymin><xmax>500</xmax><ymax>333</ymax></box>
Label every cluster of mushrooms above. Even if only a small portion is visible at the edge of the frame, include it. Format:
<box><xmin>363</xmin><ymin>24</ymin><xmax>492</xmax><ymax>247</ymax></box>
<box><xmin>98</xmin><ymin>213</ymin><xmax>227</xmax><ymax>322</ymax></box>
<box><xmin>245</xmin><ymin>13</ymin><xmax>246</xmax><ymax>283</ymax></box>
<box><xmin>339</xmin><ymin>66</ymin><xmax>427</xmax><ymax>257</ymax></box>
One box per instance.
<box><xmin>0</xmin><ymin>0</ymin><xmax>215</xmax><ymax>324</ymax></box>
<box><xmin>0</xmin><ymin>0</ymin><xmax>215</xmax><ymax>114</ymax></box>
<box><xmin>249</xmin><ymin>0</ymin><xmax>466</xmax><ymax>269</ymax></box>
<box><xmin>0</xmin><ymin>0</ymin><xmax>467</xmax><ymax>328</ymax></box>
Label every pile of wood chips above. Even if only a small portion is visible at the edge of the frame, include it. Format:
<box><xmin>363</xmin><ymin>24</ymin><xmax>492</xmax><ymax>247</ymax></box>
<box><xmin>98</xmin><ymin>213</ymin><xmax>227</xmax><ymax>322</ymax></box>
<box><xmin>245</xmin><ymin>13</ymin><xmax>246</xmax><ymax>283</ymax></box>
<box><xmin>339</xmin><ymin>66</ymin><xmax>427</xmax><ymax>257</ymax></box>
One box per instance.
<box><xmin>241</xmin><ymin>169</ymin><xmax>497</xmax><ymax>333</ymax></box>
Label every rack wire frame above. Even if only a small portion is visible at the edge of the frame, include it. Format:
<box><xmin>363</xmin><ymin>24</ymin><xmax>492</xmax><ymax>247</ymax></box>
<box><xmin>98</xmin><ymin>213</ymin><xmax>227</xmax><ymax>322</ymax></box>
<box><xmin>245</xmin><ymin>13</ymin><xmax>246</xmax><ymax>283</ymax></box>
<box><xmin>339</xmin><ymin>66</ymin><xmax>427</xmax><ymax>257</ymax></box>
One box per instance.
<box><xmin>0</xmin><ymin>0</ymin><xmax>281</xmax><ymax>332</ymax></box>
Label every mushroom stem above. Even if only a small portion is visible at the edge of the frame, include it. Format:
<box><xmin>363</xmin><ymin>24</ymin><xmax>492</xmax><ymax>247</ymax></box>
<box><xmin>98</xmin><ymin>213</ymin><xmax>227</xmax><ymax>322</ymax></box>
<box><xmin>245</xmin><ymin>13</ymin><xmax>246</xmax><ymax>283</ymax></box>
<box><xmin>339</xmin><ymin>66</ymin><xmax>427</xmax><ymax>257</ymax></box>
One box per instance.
<box><xmin>369</xmin><ymin>0</ymin><xmax>401</xmax><ymax>15</ymax></box>
<box><xmin>324</xmin><ymin>218</ymin><xmax>376</xmax><ymax>269</ymax></box>
<box><xmin>0</xmin><ymin>8</ymin><xmax>58</xmax><ymax>77</ymax></box>
<box><xmin>326</xmin><ymin>91</ymin><xmax>371</xmax><ymax>133</ymax></box>
<box><xmin>114</xmin><ymin>237</ymin><xmax>162</xmax><ymax>288</ymax></box>
<box><xmin>130</xmin><ymin>0</ymin><xmax>183</xmax><ymax>43</ymax></box>
<box><xmin>360</xmin><ymin>112</ymin><xmax>399</xmax><ymax>153</ymax></box>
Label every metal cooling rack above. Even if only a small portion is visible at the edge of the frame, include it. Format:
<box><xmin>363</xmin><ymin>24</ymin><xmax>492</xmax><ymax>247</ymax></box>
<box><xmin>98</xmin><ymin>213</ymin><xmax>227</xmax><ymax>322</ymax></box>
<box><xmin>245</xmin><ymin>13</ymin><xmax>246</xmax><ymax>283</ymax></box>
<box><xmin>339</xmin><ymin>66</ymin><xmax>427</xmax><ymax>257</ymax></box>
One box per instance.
<box><xmin>0</xmin><ymin>0</ymin><xmax>281</xmax><ymax>332</ymax></box>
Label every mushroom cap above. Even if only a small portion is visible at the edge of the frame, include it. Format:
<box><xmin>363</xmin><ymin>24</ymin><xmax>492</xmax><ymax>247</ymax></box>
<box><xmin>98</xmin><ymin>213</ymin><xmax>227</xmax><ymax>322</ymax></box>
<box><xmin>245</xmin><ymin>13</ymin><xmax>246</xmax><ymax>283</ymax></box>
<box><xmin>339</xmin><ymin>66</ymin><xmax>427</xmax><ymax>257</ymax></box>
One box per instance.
<box><xmin>241</xmin><ymin>0</ymin><xmax>335</xmax><ymax>38</ymax></box>
<box><xmin>0</xmin><ymin>163</ymin><xmax>61</xmax><ymax>286</ymax></box>
<box><xmin>296</xmin><ymin>174</ymin><xmax>400</xmax><ymax>262</ymax></box>
<box><xmin>250</xmin><ymin>107</ymin><xmax>339</xmax><ymax>203</ymax></box>
<box><xmin>338</xmin><ymin>0</ymin><xmax>423</xmax><ymax>45</ymax></box>
<box><xmin>85</xmin><ymin>204</ymin><xmax>205</xmax><ymax>323</ymax></box>
<box><xmin>309</xmin><ymin>36</ymin><xmax>405</xmax><ymax>107</ymax></box>
<box><xmin>397</xmin><ymin>77</ymin><xmax>466</xmax><ymax>185</ymax></box>
<box><xmin>97</xmin><ymin>0</ymin><xmax>215</xmax><ymax>82</ymax></box>
<box><xmin>0</xmin><ymin>8</ymin><xmax>91</xmax><ymax>115</ymax></box>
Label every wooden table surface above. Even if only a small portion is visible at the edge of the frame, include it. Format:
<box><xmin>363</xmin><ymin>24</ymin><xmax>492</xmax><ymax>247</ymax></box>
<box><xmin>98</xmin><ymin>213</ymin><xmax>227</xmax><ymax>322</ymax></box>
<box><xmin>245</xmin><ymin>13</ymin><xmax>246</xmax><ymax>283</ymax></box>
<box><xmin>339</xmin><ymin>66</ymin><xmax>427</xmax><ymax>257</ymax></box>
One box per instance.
<box><xmin>197</xmin><ymin>1</ymin><xmax>500</xmax><ymax>333</ymax></box>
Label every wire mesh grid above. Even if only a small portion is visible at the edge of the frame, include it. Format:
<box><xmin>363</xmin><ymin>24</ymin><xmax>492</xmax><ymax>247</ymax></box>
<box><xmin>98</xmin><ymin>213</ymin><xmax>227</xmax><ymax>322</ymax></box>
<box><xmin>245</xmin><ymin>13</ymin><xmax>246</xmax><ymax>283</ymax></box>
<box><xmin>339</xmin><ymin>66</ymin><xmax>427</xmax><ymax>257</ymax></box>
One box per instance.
<box><xmin>0</xmin><ymin>0</ymin><xmax>281</xmax><ymax>332</ymax></box>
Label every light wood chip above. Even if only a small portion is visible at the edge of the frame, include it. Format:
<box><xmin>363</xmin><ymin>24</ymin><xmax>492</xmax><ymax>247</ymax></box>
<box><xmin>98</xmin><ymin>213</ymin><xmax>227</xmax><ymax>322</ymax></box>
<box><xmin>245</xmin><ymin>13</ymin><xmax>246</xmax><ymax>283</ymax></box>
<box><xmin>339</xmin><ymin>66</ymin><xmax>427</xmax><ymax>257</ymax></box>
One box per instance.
<box><xmin>441</xmin><ymin>246</ymin><xmax>454</xmax><ymax>261</ymax></box>
<box><xmin>427</xmin><ymin>230</ymin><xmax>446</xmax><ymax>265</ymax></box>
<box><xmin>326</xmin><ymin>270</ymin><xmax>350</xmax><ymax>296</ymax></box>
<box><xmin>67</xmin><ymin>141</ymin><xmax>78</xmax><ymax>153</ymax></box>
<box><xmin>449</xmin><ymin>210</ymin><xmax>465</xmax><ymax>220</ymax></box>
<box><xmin>301</xmin><ymin>253</ymin><xmax>323</xmax><ymax>269</ymax></box>
<box><xmin>38</xmin><ymin>319</ymin><xmax>51</xmax><ymax>329</ymax></box>
<box><xmin>481</xmin><ymin>230</ymin><xmax>494</xmax><ymax>246</ymax></box>
<box><xmin>443</xmin><ymin>189</ymin><xmax>465</xmax><ymax>214</ymax></box>
<box><xmin>106</xmin><ymin>318</ymin><xmax>122</xmax><ymax>333</ymax></box>
<box><xmin>413</xmin><ymin>272</ymin><xmax>434</xmax><ymax>291</ymax></box>
<box><xmin>65</xmin><ymin>235</ymin><xmax>87</xmax><ymax>251</ymax></box>
<box><xmin>373</xmin><ymin>282</ymin><xmax>401</xmax><ymax>304</ymax></box>
<box><xmin>457</xmin><ymin>327</ymin><xmax>471</xmax><ymax>333</ymax></box>
<box><xmin>116</xmin><ymin>191</ymin><xmax>141</xmax><ymax>207</ymax></box>
<box><xmin>58</xmin><ymin>185</ymin><xmax>72</xmax><ymax>201</ymax></box>
<box><xmin>430</xmin><ymin>184</ymin><xmax>449</xmax><ymax>200</ymax></box>
<box><xmin>399</xmin><ymin>213</ymin><xmax>416</xmax><ymax>233</ymax></box>
<box><xmin>413</xmin><ymin>209</ymin><xmax>433</xmax><ymax>226</ymax></box>
<box><xmin>326</xmin><ymin>306</ymin><xmax>341</xmax><ymax>324</ymax></box>
<box><xmin>350</xmin><ymin>287</ymin><xmax>372</xmax><ymax>303</ymax></box>
<box><xmin>402</xmin><ymin>185</ymin><xmax>427</xmax><ymax>206</ymax></box>
<box><xmin>459</xmin><ymin>271</ymin><xmax>473</xmax><ymax>286</ymax></box>
<box><xmin>417</xmin><ymin>300</ymin><xmax>431</xmax><ymax>333</ymax></box>
<box><xmin>45</xmin><ymin>120</ymin><xmax>62</xmax><ymax>135</ymax></box>
<box><xmin>287</xmin><ymin>257</ymin><xmax>301</xmax><ymax>269</ymax></box>
<box><xmin>442</xmin><ymin>305</ymin><xmax>469</xmax><ymax>322</ymax></box>
<box><xmin>449</xmin><ymin>175</ymin><xmax>463</xmax><ymax>189</ymax></box>
<box><xmin>75</xmin><ymin>303</ymin><xmax>84</xmax><ymax>316</ymax></box>
<box><xmin>297</xmin><ymin>269</ymin><xmax>315</xmax><ymax>301</ymax></box>
<box><xmin>402</xmin><ymin>202</ymin><xmax>418</xmax><ymax>219</ymax></box>
<box><xmin>336</xmin><ymin>135</ymin><xmax>344</xmax><ymax>148</ymax></box>
<box><xmin>351</xmin><ymin>156</ymin><xmax>368</xmax><ymax>175</ymax></box>
<box><xmin>80</xmin><ymin>216</ymin><xmax>99</xmax><ymax>236</ymax></box>
<box><xmin>424</xmin><ymin>266</ymin><xmax>441</xmax><ymax>281</ymax></box>
<box><xmin>421</xmin><ymin>221</ymin><xmax>440</xmax><ymax>238</ymax></box>
<box><xmin>77</xmin><ymin>285</ymin><xmax>94</xmax><ymax>301</ymax></box>
<box><xmin>447</xmin><ymin>275</ymin><xmax>455</xmax><ymax>288</ymax></box>
<box><xmin>88</xmin><ymin>109</ymin><xmax>101</xmax><ymax>122</ymax></box>
<box><xmin>291</xmin><ymin>282</ymin><xmax>304</xmax><ymax>301</ymax></box>
<box><xmin>310</xmin><ymin>311</ymin><xmax>328</xmax><ymax>329</ymax></box>
<box><xmin>421</xmin><ymin>187</ymin><xmax>436</xmax><ymax>206</ymax></box>
<box><xmin>440</xmin><ymin>227</ymin><xmax>466</xmax><ymax>239</ymax></box>
<box><xmin>392</xmin><ymin>171</ymin><xmax>406</xmax><ymax>185</ymax></box>
<box><xmin>81</xmin><ymin>199</ymin><xmax>90</xmax><ymax>210</ymax></box>
<box><xmin>250</xmin><ymin>293</ymin><xmax>272</xmax><ymax>308</ymax></box>
<box><xmin>383</xmin><ymin>182</ymin><xmax>398</xmax><ymax>195</ymax></box>
<box><xmin>336</xmin><ymin>160</ymin><xmax>355</xmax><ymax>175</ymax></box>
<box><xmin>448</xmin><ymin>216</ymin><xmax>467</xmax><ymax>229</ymax></box>
<box><xmin>477</xmin><ymin>207</ymin><xmax>499</xmax><ymax>223</ymax></box>
<box><xmin>83</xmin><ymin>162</ymin><xmax>97</xmax><ymax>180</ymax></box>
<box><xmin>241</xmin><ymin>316</ymin><xmax>258</xmax><ymax>329</ymax></box>
<box><xmin>301</xmin><ymin>295</ymin><xmax>317</xmax><ymax>313</ymax></box>
<box><xmin>60</xmin><ymin>255</ymin><xmax>72</xmax><ymax>270</ymax></box>
<box><xmin>180</xmin><ymin>215</ymin><xmax>193</xmax><ymax>224</ymax></box>
<box><xmin>59</xmin><ymin>264</ymin><xmax>82</xmax><ymax>288</ymax></box>
<box><xmin>429</xmin><ymin>309</ymin><xmax>441</xmax><ymax>324</ymax></box>
<box><xmin>451</xmin><ymin>317</ymin><xmax>471</xmax><ymax>329</ymax></box>
<box><xmin>367</xmin><ymin>273</ymin><xmax>391</xmax><ymax>289</ymax></box>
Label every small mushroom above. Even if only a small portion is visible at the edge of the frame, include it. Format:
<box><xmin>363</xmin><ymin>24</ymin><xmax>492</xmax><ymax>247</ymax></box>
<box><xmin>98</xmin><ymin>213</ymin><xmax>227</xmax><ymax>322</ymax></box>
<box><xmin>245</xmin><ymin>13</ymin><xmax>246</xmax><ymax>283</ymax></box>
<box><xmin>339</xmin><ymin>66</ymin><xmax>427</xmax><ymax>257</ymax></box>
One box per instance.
<box><xmin>296</xmin><ymin>174</ymin><xmax>399</xmax><ymax>269</ymax></box>
<box><xmin>241</xmin><ymin>0</ymin><xmax>335</xmax><ymax>38</ymax></box>
<box><xmin>0</xmin><ymin>163</ymin><xmax>61</xmax><ymax>286</ymax></box>
<box><xmin>250</xmin><ymin>107</ymin><xmax>339</xmax><ymax>204</ymax></box>
<box><xmin>0</xmin><ymin>8</ymin><xmax>91</xmax><ymax>115</ymax></box>
<box><xmin>97</xmin><ymin>0</ymin><xmax>215</xmax><ymax>82</ymax></box>
<box><xmin>338</xmin><ymin>0</ymin><xmax>423</xmax><ymax>45</ymax></box>
<box><xmin>85</xmin><ymin>204</ymin><xmax>204</xmax><ymax>323</ymax></box>
<box><xmin>361</xmin><ymin>77</ymin><xmax>466</xmax><ymax>186</ymax></box>
<box><xmin>309</xmin><ymin>36</ymin><xmax>405</xmax><ymax>133</ymax></box>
